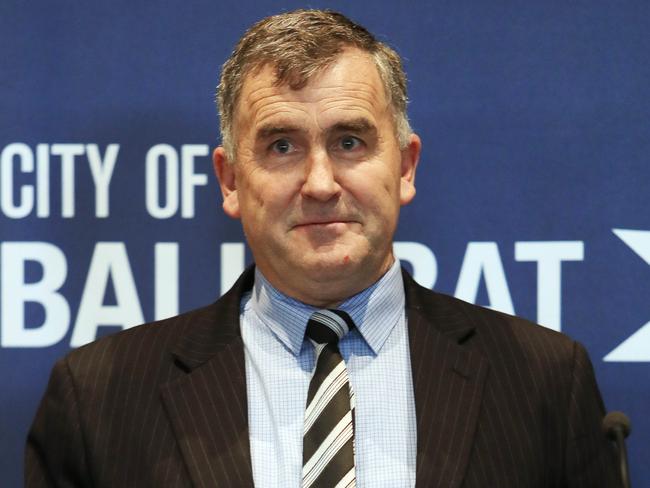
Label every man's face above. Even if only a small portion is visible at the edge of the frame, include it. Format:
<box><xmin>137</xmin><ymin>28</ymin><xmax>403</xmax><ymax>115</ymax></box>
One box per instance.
<box><xmin>214</xmin><ymin>48</ymin><xmax>420</xmax><ymax>306</ymax></box>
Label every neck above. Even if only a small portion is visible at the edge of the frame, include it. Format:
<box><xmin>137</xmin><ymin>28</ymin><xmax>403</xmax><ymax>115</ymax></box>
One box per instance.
<box><xmin>259</xmin><ymin>256</ymin><xmax>395</xmax><ymax>308</ymax></box>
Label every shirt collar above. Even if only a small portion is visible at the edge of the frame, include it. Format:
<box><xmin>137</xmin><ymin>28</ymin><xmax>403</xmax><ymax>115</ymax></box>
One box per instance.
<box><xmin>250</xmin><ymin>260</ymin><xmax>405</xmax><ymax>356</ymax></box>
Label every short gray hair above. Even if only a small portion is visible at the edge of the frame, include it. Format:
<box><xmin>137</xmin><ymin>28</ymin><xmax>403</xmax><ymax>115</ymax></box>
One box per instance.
<box><xmin>216</xmin><ymin>9</ymin><xmax>412</xmax><ymax>161</ymax></box>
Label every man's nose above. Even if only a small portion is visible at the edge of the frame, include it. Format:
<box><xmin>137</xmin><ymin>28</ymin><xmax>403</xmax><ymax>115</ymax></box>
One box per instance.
<box><xmin>300</xmin><ymin>148</ymin><xmax>341</xmax><ymax>201</ymax></box>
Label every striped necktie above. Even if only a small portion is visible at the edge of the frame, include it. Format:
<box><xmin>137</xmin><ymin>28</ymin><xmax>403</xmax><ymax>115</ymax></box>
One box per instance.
<box><xmin>302</xmin><ymin>309</ymin><xmax>356</xmax><ymax>488</ymax></box>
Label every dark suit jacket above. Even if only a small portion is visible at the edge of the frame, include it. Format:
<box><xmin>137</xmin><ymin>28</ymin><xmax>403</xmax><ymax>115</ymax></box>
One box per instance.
<box><xmin>26</xmin><ymin>267</ymin><xmax>620</xmax><ymax>487</ymax></box>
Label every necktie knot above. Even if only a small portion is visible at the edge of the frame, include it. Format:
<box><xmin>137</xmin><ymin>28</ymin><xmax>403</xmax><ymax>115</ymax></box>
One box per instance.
<box><xmin>306</xmin><ymin>309</ymin><xmax>355</xmax><ymax>345</ymax></box>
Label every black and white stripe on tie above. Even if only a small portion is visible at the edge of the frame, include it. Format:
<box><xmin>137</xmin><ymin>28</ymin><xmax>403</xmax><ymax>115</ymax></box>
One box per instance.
<box><xmin>302</xmin><ymin>309</ymin><xmax>356</xmax><ymax>488</ymax></box>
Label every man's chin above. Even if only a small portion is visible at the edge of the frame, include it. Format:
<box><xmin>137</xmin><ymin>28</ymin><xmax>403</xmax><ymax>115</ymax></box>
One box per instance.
<box><xmin>294</xmin><ymin>250</ymin><xmax>369</xmax><ymax>283</ymax></box>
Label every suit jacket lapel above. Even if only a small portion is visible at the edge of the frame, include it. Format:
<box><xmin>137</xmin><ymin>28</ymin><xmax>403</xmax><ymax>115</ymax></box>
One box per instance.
<box><xmin>161</xmin><ymin>268</ymin><xmax>255</xmax><ymax>488</ymax></box>
<box><xmin>404</xmin><ymin>271</ymin><xmax>489</xmax><ymax>488</ymax></box>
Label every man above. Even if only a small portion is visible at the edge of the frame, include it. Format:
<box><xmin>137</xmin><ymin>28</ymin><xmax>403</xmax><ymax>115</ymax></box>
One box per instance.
<box><xmin>26</xmin><ymin>9</ymin><xmax>620</xmax><ymax>487</ymax></box>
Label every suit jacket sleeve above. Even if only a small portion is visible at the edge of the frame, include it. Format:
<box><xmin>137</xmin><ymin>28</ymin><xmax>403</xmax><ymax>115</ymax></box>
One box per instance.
<box><xmin>25</xmin><ymin>357</ymin><xmax>92</xmax><ymax>488</ymax></box>
<box><xmin>565</xmin><ymin>341</ymin><xmax>621</xmax><ymax>487</ymax></box>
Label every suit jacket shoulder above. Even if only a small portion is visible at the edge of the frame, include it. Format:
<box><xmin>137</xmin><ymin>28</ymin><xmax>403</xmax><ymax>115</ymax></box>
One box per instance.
<box><xmin>26</xmin><ymin>267</ymin><xmax>256</xmax><ymax>488</ymax></box>
<box><xmin>402</xmin><ymin>270</ymin><xmax>620</xmax><ymax>487</ymax></box>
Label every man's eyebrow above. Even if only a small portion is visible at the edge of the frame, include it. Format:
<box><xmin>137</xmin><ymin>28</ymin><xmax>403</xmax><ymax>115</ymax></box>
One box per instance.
<box><xmin>255</xmin><ymin>124</ymin><xmax>301</xmax><ymax>140</ymax></box>
<box><xmin>254</xmin><ymin>118</ymin><xmax>376</xmax><ymax>140</ymax></box>
<box><xmin>328</xmin><ymin>118</ymin><xmax>376</xmax><ymax>134</ymax></box>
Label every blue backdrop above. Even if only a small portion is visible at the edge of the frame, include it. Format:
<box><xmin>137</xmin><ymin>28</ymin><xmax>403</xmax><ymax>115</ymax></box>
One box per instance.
<box><xmin>1</xmin><ymin>1</ymin><xmax>648</xmax><ymax>486</ymax></box>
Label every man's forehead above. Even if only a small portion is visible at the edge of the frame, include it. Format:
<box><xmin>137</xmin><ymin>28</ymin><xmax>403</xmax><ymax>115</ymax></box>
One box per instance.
<box><xmin>234</xmin><ymin>50</ymin><xmax>388</xmax><ymax>125</ymax></box>
<box><xmin>243</xmin><ymin>47</ymin><xmax>375</xmax><ymax>87</ymax></box>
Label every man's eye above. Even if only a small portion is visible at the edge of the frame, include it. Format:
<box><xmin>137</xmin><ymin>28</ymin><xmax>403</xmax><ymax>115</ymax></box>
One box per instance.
<box><xmin>340</xmin><ymin>136</ymin><xmax>362</xmax><ymax>151</ymax></box>
<box><xmin>271</xmin><ymin>139</ymin><xmax>293</xmax><ymax>154</ymax></box>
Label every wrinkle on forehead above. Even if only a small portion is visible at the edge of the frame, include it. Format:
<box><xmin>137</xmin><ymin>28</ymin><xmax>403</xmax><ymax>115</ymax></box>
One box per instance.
<box><xmin>236</xmin><ymin>50</ymin><xmax>391</xmax><ymax>133</ymax></box>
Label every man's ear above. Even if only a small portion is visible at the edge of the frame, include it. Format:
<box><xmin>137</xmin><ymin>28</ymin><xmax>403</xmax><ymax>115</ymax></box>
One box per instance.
<box><xmin>399</xmin><ymin>133</ymin><xmax>421</xmax><ymax>206</ymax></box>
<box><xmin>213</xmin><ymin>146</ymin><xmax>241</xmax><ymax>219</ymax></box>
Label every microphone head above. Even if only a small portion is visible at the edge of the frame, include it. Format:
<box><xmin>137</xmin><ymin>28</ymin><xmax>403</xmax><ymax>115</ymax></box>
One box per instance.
<box><xmin>602</xmin><ymin>411</ymin><xmax>631</xmax><ymax>439</ymax></box>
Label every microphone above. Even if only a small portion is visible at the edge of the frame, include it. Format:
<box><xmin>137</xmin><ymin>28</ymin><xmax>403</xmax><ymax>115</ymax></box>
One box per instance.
<box><xmin>602</xmin><ymin>411</ymin><xmax>632</xmax><ymax>488</ymax></box>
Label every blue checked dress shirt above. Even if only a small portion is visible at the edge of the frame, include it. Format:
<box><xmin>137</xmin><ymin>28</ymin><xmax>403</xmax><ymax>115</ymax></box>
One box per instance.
<box><xmin>240</xmin><ymin>260</ymin><xmax>417</xmax><ymax>487</ymax></box>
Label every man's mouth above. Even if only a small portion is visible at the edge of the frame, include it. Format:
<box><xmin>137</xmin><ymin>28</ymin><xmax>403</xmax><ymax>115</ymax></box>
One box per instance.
<box><xmin>293</xmin><ymin>219</ymin><xmax>354</xmax><ymax>230</ymax></box>
<box><xmin>295</xmin><ymin>216</ymin><xmax>351</xmax><ymax>224</ymax></box>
